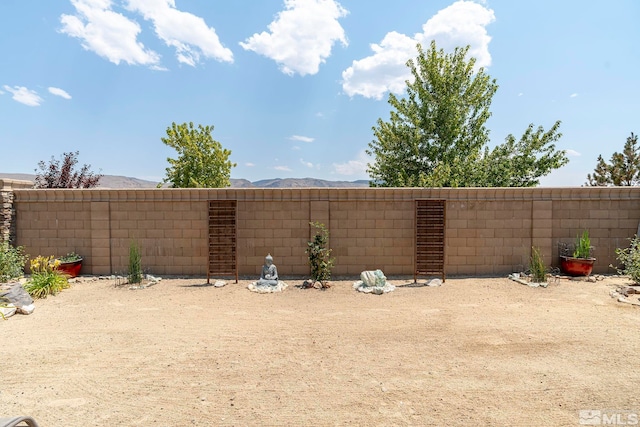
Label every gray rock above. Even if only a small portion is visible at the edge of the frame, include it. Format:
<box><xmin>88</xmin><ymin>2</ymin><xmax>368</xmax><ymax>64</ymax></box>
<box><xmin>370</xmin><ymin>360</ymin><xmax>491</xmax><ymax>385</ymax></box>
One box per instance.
<box><xmin>0</xmin><ymin>282</ymin><xmax>34</xmax><ymax>312</ymax></box>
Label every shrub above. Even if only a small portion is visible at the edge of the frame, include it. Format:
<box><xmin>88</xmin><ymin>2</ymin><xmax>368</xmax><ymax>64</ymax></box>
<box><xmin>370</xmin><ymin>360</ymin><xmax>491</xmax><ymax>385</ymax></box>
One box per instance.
<box><xmin>128</xmin><ymin>241</ymin><xmax>142</xmax><ymax>284</ymax></box>
<box><xmin>614</xmin><ymin>235</ymin><xmax>640</xmax><ymax>283</ymax></box>
<box><xmin>34</xmin><ymin>151</ymin><xmax>102</xmax><ymax>188</ymax></box>
<box><xmin>0</xmin><ymin>242</ymin><xmax>28</xmax><ymax>282</ymax></box>
<box><xmin>529</xmin><ymin>246</ymin><xmax>547</xmax><ymax>283</ymax></box>
<box><xmin>58</xmin><ymin>252</ymin><xmax>82</xmax><ymax>263</ymax></box>
<box><xmin>573</xmin><ymin>230</ymin><xmax>592</xmax><ymax>259</ymax></box>
<box><xmin>24</xmin><ymin>255</ymin><xmax>69</xmax><ymax>299</ymax></box>
<box><xmin>305</xmin><ymin>222</ymin><xmax>334</xmax><ymax>287</ymax></box>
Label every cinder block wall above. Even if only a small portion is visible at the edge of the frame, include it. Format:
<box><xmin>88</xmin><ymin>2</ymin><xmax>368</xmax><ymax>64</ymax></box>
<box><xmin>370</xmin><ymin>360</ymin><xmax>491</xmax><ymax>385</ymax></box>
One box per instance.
<box><xmin>8</xmin><ymin>186</ymin><xmax>640</xmax><ymax>278</ymax></box>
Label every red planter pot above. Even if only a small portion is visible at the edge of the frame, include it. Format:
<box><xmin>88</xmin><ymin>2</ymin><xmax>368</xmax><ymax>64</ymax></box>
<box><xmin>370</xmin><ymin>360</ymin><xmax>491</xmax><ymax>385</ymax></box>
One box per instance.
<box><xmin>560</xmin><ymin>256</ymin><xmax>595</xmax><ymax>276</ymax></box>
<box><xmin>56</xmin><ymin>259</ymin><xmax>83</xmax><ymax>278</ymax></box>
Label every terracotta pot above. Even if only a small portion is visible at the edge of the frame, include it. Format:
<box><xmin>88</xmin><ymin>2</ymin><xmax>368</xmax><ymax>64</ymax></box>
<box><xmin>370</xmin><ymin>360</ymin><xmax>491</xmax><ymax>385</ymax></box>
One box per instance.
<box><xmin>56</xmin><ymin>259</ymin><xmax>83</xmax><ymax>278</ymax></box>
<box><xmin>560</xmin><ymin>256</ymin><xmax>595</xmax><ymax>276</ymax></box>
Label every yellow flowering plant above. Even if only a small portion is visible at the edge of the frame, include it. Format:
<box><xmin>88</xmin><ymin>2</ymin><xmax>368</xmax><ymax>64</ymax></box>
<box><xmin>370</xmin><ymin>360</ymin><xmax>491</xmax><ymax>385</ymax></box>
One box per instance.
<box><xmin>24</xmin><ymin>255</ymin><xmax>70</xmax><ymax>299</ymax></box>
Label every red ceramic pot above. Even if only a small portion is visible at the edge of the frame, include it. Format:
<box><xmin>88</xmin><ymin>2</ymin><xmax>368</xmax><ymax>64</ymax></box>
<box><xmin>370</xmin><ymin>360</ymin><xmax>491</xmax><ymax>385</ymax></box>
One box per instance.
<box><xmin>56</xmin><ymin>259</ymin><xmax>83</xmax><ymax>278</ymax></box>
<box><xmin>560</xmin><ymin>256</ymin><xmax>595</xmax><ymax>276</ymax></box>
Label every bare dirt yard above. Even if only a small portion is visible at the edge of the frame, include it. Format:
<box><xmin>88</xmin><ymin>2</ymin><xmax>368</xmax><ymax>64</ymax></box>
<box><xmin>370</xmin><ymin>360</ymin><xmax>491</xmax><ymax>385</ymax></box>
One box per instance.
<box><xmin>2</xmin><ymin>275</ymin><xmax>639</xmax><ymax>426</ymax></box>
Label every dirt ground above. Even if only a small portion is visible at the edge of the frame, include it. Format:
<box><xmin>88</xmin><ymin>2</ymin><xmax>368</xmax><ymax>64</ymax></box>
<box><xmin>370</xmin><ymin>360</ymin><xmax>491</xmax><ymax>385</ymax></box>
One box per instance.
<box><xmin>1</xmin><ymin>274</ymin><xmax>639</xmax><ymax>426</ymax></box>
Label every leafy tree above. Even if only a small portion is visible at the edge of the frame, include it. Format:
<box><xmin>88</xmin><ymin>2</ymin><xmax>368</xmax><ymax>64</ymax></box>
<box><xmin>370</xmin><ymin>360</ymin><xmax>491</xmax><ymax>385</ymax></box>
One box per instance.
<box><xmin>475</xmin><ymin>121</ymin><xmax>567</xmax><ymax>187</ymax></box>
<box><xmin>367</xmin><ymin>41</ymin><xmax>568</xmax><ymax>187</ymax></box>
<box><xmin>34</xmin><ymin>151</ymin><xmax>102</xmax><ymax>188</ymax></box>
<box><xmin>586</xmin><ymin>132</ymin><xmax>639</xmax><ymax>186</ymax></box>
<box><xmin>160</xmin><ymin>122</ymin><xmax>236</xmax><ymax>188</ymax></box>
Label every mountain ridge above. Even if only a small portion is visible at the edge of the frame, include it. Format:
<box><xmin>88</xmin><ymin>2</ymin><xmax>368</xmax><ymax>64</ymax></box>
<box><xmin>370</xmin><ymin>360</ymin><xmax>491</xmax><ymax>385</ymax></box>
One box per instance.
<box><xmin>0</xmin><ymin>173</ymin><xmax>370</xmax><ymax>189</ymax></box>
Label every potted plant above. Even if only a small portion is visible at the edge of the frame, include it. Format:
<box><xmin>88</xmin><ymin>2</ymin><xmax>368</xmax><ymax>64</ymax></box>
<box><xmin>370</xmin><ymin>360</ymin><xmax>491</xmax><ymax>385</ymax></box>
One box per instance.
<box><xmin>55</xmin><ymin>252</ymin><xmax>83</xmax><ymax>278</ymax></box>
<box><xmin>559</xmin><ymin>230</ymin><xmax>596</xmax><ymax>276</ymax></box>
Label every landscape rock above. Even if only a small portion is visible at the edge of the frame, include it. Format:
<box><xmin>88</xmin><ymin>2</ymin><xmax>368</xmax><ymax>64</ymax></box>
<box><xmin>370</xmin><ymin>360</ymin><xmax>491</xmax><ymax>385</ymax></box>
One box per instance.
<box><xmin>247</xmin><ymin>281</ymin><xmax>288</xmax><ymax>293</ymax></box>
<box><xmin>0</xmin><ymin>282</ymin><xmax>35</xmax><ymax>315</ymax></box>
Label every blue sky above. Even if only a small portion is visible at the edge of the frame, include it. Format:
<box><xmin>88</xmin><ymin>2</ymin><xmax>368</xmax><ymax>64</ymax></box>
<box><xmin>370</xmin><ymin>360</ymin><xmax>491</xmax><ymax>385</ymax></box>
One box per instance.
<box><xmin>1</xmin><ymin>0</ymin><xmax>638</xmax><ymax>186</ymax></box>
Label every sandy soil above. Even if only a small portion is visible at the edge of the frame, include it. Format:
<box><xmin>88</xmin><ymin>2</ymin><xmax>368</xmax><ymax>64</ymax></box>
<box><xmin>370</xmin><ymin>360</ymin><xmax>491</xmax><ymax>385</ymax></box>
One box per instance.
<box><xmin>1</xmin><ymin>275</ymin><xmax>639</xmax><ymax>426</ymax></box>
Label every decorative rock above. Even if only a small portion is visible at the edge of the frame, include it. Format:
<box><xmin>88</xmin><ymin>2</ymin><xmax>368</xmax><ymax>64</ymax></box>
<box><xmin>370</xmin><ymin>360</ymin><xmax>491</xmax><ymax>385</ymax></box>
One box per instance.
<box><xmin>353</xmin><ymin>270</ymin><xmax>396</xmax><ymax>294</ymax></box>
<box><xmin>425</xmin><ymin>278</ymin><xmax>443</xmax><ymax>287</ymax></box>
<box><xmin>0</xmin><ymin>305</ymin><xmax>17</xmax><ymax>319</ymax></box>
<box><xmin>0</xmin><ymin>282</ymin><xmax>35</xmax><ymax>315</ymax></box>
<box><xmin>248</xmin><ymin>281</ymin><xmax>288</xmax><ymax>293</ymax></box>
<box><xmin>213</xmin><ymin>281</ymin><xmax>226</xmax><ymax>288</ymax></box>
<box><xmin>508</xmin><ymin>273</ymin><xmax>547</xmax><ymax>288</ymax></box>
<box><xmin>619</xmin><ymin>286</ymin><xmax>640</xmax><ymax>296</ymax></box>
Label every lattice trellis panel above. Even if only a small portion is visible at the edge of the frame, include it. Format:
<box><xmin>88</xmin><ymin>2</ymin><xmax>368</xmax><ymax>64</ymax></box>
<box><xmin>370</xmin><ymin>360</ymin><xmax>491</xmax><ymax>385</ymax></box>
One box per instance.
<box><xmin>207</xmin><ymin>200</ymin><xmax>238</xmax><ymax>283</ymax></box>
<box><xmin>415</xmin><ymin>200</ymin><xmax>446</xmax><ymax>282</ymax></box>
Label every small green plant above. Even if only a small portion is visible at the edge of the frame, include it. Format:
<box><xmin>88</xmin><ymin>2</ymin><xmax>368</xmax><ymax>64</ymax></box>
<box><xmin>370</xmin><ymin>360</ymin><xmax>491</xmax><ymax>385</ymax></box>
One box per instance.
<box><xmin>305</xmin><ymin>222</ymin><xmax>335</xmax><ymax>287</ymax></box>
<box><xmin>128</xmin><ymin>241</ymin><xmax>142</xmax><ymax>284</ymax></box>
<box><xmin>0</xmin><ymin>242</ymin><xmax>28</xmax><ymax>282</ymax></box>
<box><xmin>613</xmin><ymin>235</ymin><xmax>640</xmax><ymax>283</ymax></box>
<box><xmin>529</xmin><ymin>246</ymin><xmax>547</xmax><ymax>283</ymax></box>
<box><xmin>573</xmin><ymin>230</ymin><xmax>592</xmax><ymax>259</ymax></box>
<box><xmin>24</xmin><ymin>255</ymin><xmax>69</xmax><ymax>299</ymax></box>
<box><xmin>58</xmin><ymin>252</ymin><xmax>82</xmax><ymax>263</ymax></box>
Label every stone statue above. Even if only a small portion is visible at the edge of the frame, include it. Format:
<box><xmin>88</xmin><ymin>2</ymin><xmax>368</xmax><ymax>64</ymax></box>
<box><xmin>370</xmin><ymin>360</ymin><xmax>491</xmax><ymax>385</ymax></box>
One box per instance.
<box><xmin>257</xmin><ymin>253</ymin><xmax>279</xmax><ymax>286</ymax></box>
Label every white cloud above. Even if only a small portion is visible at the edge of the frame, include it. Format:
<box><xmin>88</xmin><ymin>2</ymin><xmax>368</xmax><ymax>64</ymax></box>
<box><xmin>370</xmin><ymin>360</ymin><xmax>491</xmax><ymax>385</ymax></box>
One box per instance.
<box><xmin>3</xmin><ymin>85</ymin><xmax>44</xmax><ymax>107</ymax></box>
<box><xmin>274</xmin><ymin>165</ymin><xmax>292</xmax><ymax>172</ymax></box>
<box><xmin>245</xmin><ymin>162</ymin><xmax>255</xmax><ymax>167</ymax></box>
<box><xmin>60</xmin><ymin>0</ymin><xmax>161</xmax><ymax>66</ymax></box>
<box><xmin>48</xmin><ymin>87</ymin><xmax>72</xmax><ymax>99</ymax></box>
<box><xmin>240</xmin><ymin>0</ymin><xmax>348</xmax><ymax>76</ymax></box>
<box><xmin>570</xmin><ymin>93</ymin><xmax>578</xmax><ymax>98</ymax></box>
<box><xmin>518</xmin><ymin>92</ymin><xmax>524</xmax><ymax>97</ymax></box>
<box><xmin>300</xmin><ymin>159</ymin><xmax>314</xmax><ymax>168</ymax></box>
<box><xmin>332</xmin><ymin>150</ymin><xmax>369</xmax><ymax>176</ymax></box>
<box><xmin>289</xmin><ymin>135</ymin><xmax>314</xmax><ymax>143</ymax></box>
<box><xmin>126</xmin><ymin>0</ymin><xmax>233</xmax><ymax>66</ymax></box>
<box><xmin>566</xmin><ymin>149</ymin><xmax>581</xmax><ymax>157</ymax></box>
<box><xmin>342</xmin><ymin>0</ymin><xmax>495</xmax><ymax>99</ymax></box>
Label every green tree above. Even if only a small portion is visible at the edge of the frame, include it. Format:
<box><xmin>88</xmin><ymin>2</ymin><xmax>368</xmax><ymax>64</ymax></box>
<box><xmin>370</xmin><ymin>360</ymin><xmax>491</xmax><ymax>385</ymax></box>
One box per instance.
<box><xmin>160</xmin><ymin>122</ymin><xmax>236</xmax><ymax>188</ymax></box>
<box><xmin>586</xmin><ymin>132</ymin><xmax>639</xmax><ymax>186</ymax></box>
<box><xmin>367</xmin><ymin>41</ymin><xmax>568</xmax><ymax>187</ymax></box>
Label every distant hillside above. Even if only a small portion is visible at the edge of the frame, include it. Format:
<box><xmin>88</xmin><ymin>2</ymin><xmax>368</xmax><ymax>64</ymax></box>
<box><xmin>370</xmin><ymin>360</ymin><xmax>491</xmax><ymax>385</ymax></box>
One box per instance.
<box><xmin>0</xmin><ymin>173</ymin><xmax>370</xmax><ymax>189</ymax></box>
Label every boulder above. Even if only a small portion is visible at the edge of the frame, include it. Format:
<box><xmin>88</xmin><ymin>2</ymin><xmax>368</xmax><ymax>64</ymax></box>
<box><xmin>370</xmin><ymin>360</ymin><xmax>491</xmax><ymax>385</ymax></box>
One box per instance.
<box><xmin>0</xmin><ymin>282</ymin><xmax>35</xmax><ymax>315</ymax></box>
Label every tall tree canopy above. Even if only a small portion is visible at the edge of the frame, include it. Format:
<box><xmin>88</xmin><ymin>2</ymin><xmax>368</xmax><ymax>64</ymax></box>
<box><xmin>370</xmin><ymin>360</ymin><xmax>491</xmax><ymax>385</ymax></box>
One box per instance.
<box><xmin>367</xmin><ymin>41</ymin><xmax>568</xmax><ymax>187</ymax></box>
<box><xmin>34</xmin><ymin>151</ymin><xmax>102</xmax><ymax>188</ymax></box>
<box><xmin>160</xmin><ymin>122</ymin><xmax>236</xmax><ymax>188</ymax></box>
<box><xmin>586</xmin><ymin>132</ymin><xmax>639</xmax><ymax>186</ymax></box>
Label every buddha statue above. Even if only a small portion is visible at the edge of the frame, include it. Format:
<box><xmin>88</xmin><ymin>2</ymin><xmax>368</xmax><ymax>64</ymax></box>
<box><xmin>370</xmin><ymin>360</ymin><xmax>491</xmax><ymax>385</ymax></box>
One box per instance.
<box><xmin>257</xmin><ymin>253</ymin><xmax>279</xmax><ymax>286</ymax></box>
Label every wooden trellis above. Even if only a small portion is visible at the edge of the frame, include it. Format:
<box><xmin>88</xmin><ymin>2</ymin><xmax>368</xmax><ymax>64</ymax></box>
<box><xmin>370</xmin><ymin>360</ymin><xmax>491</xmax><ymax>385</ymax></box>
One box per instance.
<box><xmin>207</xmin><ymin>200</ymin><xmax>238</xmax><ymax>283</ymax></box>
<box><xmin>415</xmin><ymin>199</ymin><xmax>446</xmax><ymax>282</ymax></box>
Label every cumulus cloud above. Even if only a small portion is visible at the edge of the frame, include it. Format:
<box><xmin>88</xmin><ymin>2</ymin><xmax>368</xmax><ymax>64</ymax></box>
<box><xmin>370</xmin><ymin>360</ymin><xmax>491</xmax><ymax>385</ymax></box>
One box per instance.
<box><xmin>245</xmin><ymin>162</ymin><xmax>256</xmax><ymax>167</ymax></box>
<box><xmin>565</xmin><ymin>149</ymin><xmax>581</xmax><ymax>157</ymax></box>
<box><xmin>570</xmin><ymin>93</ymin><xmax>578</xmax><ymax>98</ymax></box>
<box><xmin>240</xmin><ymin>0</ymin><xmax>348</xmax><ymax>76</ymax></box>
<box><xmin>48</xmin><ymin>87</ymin><xmax>72</xmax><ymax>99</ymax></box>
<box><xmin>3</xmin><ymin>85</ymin><xmax>44</xmax><ymax>107</ymax></box>
<box><xmin>300</xmin><ymin>159</ymin><xmax>314</xmax><ymax>168</ymax></box>
<box><xmin>274</xmin><ymin>165</ymin><xmax>292</xmax><ymax>172</ymax></box>
<box><xmin>342</xmin><ymin>0</ymin><xmax>495</xmax><ymax>99</ymax></box>
<box><xmin>126</xmin><ymin>0</ymin><xmax>233</xmax><ymax>66</ymax></box>
<box><xmin>60</xmin><ymin>0</ymin><xmax>161</xmax><ymax>66</ymax></box>
<box><xmin>332</xmin><ymin>150</ymin><xmax>369</xmax><ymax>176</ymax></box>
<box><xmin>289</xmin><ymin>135</ymin><xmax>315</xmax><ymax>143</ymax></box>
<box><xmin>60</xmin><ymin>0</ymin><xmax>232</xmax><ymax>67</ymax></box>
